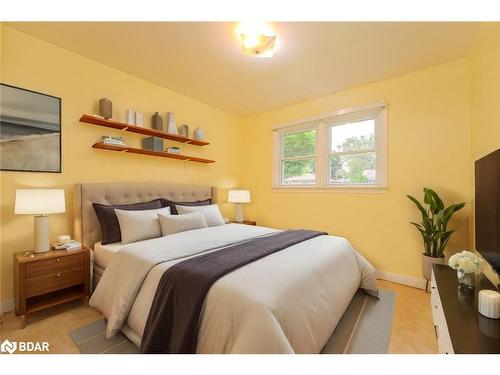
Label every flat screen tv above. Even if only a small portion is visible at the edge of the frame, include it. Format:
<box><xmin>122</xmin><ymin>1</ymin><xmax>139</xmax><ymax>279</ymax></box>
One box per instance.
<box><xmin>475</xmin><ymin>148</ymin><xmax>500</xmax><ymax>273</ymax></box>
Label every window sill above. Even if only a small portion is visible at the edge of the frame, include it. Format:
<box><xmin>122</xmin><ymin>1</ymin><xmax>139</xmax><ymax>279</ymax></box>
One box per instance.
<box><xmin>271</xmin><ymin>185</ymin><xmax>389</xmax><ymax>193</ymax></box>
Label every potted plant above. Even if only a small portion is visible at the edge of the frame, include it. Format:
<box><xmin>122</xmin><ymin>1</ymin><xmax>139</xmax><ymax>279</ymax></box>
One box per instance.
<box><xmin>407</xmin><ymin>188</ymin><xmax>465</xmax><ymax>281</ymax></box>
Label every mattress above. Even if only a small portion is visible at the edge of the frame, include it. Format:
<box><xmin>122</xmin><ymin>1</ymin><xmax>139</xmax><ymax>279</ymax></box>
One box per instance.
<box><xmin>94</xmin><ymin>241</ymin><xmax>126</xmax><ymax>269</ymax></box>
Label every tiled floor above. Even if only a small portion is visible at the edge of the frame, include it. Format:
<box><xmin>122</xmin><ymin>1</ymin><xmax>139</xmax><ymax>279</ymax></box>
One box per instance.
<box><xmin>0</xmin><ymin>280</ymin><xmax>438</xmax><ymax>354</ymax></box>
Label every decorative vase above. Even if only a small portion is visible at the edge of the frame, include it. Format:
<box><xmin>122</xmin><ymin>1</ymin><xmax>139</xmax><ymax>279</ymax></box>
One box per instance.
<box><xmin>135</xmin><ymin>111</ymin><xmax>144</xmax><ymax>127</ymax></box>
<box><xmin>99</xmin><ymin>98</ymin><xmax>112</xmax><ymax>119</ymax></box>
<box><xmin>152</xmin><ymin>112</ymin><xmax>163</xmax><ymax>131</ymax></box>
<box><xmin>126</xmin><ymin>109</ymin><xmax>134</xmax><ymax>125</ymax></box>
<box><xmin>193</xmin><ymin>127</ymin><xmax>205</xmax><ymax>140</ymax></box>
<box><xmin>422</xmin><ymin>254</ymin><xmax>445</xmax><ymax>281</ymax></box>
<box><xmin>457</xmin><ymin>270</ymin><xmax>476</xmax><ymax>289</ymax></box>
<box><xmin>179</xmin><ymin>124</ymin><xmax>189</xmax><ymax>138</ymax></box>
<box><xmin>166</xmin><ymin>112</ymin><xmax>178</xmax><ymax>135</ymax></box>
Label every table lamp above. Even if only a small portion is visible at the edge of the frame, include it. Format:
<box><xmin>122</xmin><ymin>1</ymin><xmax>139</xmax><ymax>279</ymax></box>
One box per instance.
<box><xmin>15</xmin><ymin>189</ymin><xmax>66</xmax><ymax>253</ymax></box>
<box><xmin>228</xmin><ymin>190</ymin><xmax>251</xmax><ymax>223</ymax></box>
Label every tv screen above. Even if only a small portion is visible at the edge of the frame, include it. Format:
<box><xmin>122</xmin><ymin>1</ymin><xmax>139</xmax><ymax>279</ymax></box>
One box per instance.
<box><xmin>475</xmin><ymin>148</ymin><xmax>500</xmax><ymax>273</ymax></box>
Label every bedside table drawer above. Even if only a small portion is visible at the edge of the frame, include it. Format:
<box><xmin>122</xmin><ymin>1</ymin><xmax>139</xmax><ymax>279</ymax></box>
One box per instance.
<box><xmin>26</xmin><ymin>252</ymin><xmax>84</xmax><ymax>278</ymax></box>
<box><xmin>26</xmin><ymin>267</ymin><xmax>85</xmax><ymax>297</ymax></box>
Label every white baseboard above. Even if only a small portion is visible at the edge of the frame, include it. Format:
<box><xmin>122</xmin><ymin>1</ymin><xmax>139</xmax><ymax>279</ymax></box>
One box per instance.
<box><xmin>376</xmin><ymin>270</ymin><xmax>427</xmax><ymax>290</ymax></box>
<box><xmin>0</xmin><ymin>299</ymin><xmax>14</xmax><ymax>314</ymax></box>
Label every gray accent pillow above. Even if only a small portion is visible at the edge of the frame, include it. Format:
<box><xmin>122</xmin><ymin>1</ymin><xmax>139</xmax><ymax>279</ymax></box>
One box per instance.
<box><xmin>158</xmin><ymin>211</ymin><xmax>208</xmax><ymax>236</ymax></box>
<box><xmin>93</xmin><ymin>198</ymin><xmax>165</xmax><ymax>244</ymax></box>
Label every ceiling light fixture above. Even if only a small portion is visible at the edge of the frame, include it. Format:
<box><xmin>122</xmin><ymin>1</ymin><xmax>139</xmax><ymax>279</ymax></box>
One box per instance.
<box><xmin>238</xmin><ymin>22</ymin><xmax>277</xmax><ymax>57</ymax></box>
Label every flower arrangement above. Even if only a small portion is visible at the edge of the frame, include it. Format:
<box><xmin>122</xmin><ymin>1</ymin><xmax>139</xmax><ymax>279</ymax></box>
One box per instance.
<box><xmin>448</xmin><ymin>251</ymin><xmax>484</xmax><ymax>274</ymax></box>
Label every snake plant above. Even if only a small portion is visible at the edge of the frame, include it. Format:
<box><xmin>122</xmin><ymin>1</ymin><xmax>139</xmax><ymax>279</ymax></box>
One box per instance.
<box><xmin>407</xmin><ymin>188</ymin><xmax>465</xmax><ymax>258</ymax></box>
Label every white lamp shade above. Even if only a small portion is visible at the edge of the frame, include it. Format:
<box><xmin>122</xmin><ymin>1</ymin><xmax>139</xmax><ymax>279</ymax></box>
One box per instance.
<box><xmin>15</xmin><ymin>189</ymin><xmax>66</xmax><ymax>215</ymax></box>
<box><xmin>228</xmin><ymin>190</ymin><xmax>251</xmax><ymax>203</ymax></box>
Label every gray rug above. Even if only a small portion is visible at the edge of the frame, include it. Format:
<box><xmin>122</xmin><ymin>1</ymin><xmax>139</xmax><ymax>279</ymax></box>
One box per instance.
<box><xmin>69</xmin><ymin>290</ymin><xmax>395</xmax><ymax>354</ymax></box>
<box><xmin>321</xmin><ymin>289</ymin><xmax>396</xmax><ymax>354</ymax></box>
<box><xmin>68</xmin><ymin>319</ymin><xmax>138</xmax><ymax>354</ymax></box>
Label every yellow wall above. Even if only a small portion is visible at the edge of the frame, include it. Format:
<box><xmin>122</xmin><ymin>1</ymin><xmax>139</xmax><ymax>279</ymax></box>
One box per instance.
<box><xmin>242</xmin><ymin>59</ymin><xmax>472</xmax><ymax>279</ymax></box>
<box><xmin>470</xmin><ymin>23</ymin><xmax>500</xmax><ymax>161</ymax></box>
<box><xmin>0</xmin><ymin>26</ymin><xmax>244</xmax><ymax>302</ymax></box>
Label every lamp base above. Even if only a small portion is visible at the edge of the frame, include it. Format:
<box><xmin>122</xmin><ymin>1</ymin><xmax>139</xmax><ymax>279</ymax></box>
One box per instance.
<box><xmin>34</xmin><ymin>215</ymin><xmax>50</xmax><ymax>253</ymax></box>
<box><xmin>234</xmin><ymin>203</ymin><xmax>244</xmax><ymax>223</ymax></box>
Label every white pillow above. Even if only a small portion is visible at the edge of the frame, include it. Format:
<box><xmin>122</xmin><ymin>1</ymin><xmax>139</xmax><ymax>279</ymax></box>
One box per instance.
<box><xmin>175</xmin><ymin>204</ymin><xmax>225</xmax><ymax>227</ymax></box>
<box><xmin>158</xmin><ymin>211</ymin><xmax>208</xmax><ymax>236</ymax></box>
<box><xmin>115</xmin><ymin>206</ymin><xmax>171</xmax><ymax>244</ymax></box>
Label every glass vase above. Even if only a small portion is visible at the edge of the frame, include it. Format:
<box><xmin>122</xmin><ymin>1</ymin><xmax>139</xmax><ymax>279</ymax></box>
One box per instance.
<box><xmin>457</xmin><ymin>270</ymin><xmax>476</xmax><ymax>289</ymax></box>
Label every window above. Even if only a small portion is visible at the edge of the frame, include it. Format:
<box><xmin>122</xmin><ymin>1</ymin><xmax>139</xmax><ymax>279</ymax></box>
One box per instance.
<box><xmin>281</xmin><ymin>128</ymin><xmax>316</xmax><ymax>185</ymax></box>
<box><xmin>273</xmin><ymin>103</ymin><xmax>387</xmax><ymax>190</ymax></box>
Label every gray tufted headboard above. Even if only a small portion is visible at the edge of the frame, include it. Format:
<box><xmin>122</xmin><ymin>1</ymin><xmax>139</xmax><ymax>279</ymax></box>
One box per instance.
<box><xmin>74</xmin><ymin>182</ymin><xmax>216</xmax><ymax>250</ymax></box>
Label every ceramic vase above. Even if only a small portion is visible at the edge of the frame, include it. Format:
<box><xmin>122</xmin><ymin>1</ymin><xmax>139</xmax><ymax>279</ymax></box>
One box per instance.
<box><xmin>422</xmin><ymin>254</ymin><xmax>445</xmax><ymax>281</ymax></box>
<box><xmin>179</xmin><ymin>124</ymin><xmax>189</xmax><ymax>138</ymax></box>
<box><xmin>152</xmin><ymin>112</ymin><xmax>163</xmax><ymax>131</ymax></box>
<box><xmin>135</xmin><ymin>111</ymin><xmax>144</xmax><ymax>127</ymax></box>
<box><xmin>193</xmin><ymin>127</ymin><xmax>205</xmax><ymax>140</ymax></box>
<box><xmin>99</xmin><ymin>98</ymin><xmax>112</xmax><ymax>119</ymax></box>
<box><xmin>126</xmin><ymin>109</ymin><xmax>134</xmax><ymax>125</ymax></box>
<box><xmin>166</xmin><ymin>112</ymin><xmax>178</xmax><ymax>135</ymax></box>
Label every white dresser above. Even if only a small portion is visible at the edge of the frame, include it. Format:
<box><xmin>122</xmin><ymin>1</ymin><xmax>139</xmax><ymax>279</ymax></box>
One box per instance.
<box><xmin>430</xmin><ymin>269</ymin><xmax>454</xmax><ymax>354</ymax></box>
<box><xmin>431</xmin><ymin>264</ymin><xmax>500</xmax><ymax>354</ymax></box>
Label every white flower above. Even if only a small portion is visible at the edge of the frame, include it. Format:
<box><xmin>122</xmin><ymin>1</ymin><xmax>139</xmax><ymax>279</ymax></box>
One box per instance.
<box><xmin>448</xmin><ymin>253</ymin><xmax>460</xmax><ymax>269</ymax></box>
<box><xmin>448</xmin><ymin>250</ymin><xmax>484</xmax><ymax>274</ymax></box>
<box><xmin>458</xmin><ymin>257</ymin><xmax>476</xmax><ymax>273</ymax></box>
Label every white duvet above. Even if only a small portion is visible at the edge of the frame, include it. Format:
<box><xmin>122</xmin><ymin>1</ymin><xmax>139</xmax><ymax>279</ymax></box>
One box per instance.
<box><xmin>89</xmin><ymin>224</ymin><xmax>377</xmax><ymax>354</ymax></box>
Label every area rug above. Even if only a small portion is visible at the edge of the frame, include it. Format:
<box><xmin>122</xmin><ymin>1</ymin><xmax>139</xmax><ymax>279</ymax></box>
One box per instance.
<box><xmin>321</xmin><ymin>289</ymin><xmax>396</xmax><ymax>354</ymax></box>
<box><xmin>69</xmin><ymin>289</ymin><xmax>395</xmax><ymax>354</ymax></box>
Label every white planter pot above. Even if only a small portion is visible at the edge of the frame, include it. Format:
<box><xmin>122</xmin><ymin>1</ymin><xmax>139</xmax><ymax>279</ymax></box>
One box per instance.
<box><xmin>422</xmin><ymin>254</ymin><xmax>445</xmax><ymax>281</ymax></box>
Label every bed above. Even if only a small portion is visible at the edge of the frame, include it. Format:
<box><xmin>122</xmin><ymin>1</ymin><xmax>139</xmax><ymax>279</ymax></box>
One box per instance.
<box><xmin>74</xmin><ymin>182</ymin><xmax>377</xmax><ymax>354</ymax></box>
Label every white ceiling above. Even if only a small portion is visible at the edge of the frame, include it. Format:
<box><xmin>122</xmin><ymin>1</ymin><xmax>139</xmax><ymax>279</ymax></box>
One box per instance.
<box><xmin>7</xmin><ymin>22</ymin><xmax>479</xmax><ymax>117</ymax></box>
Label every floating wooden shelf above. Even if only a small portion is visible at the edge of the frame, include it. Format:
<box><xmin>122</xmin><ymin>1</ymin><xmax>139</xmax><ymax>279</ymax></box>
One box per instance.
<box><xmin>92</xmin><ymin>143</ymin><xmax>215</xmax><ymax>164</ymax></box>
<box><xmin>80</xmin><ymin>114</ymin><xmax>210</xmax><ymax>146</ymax></box>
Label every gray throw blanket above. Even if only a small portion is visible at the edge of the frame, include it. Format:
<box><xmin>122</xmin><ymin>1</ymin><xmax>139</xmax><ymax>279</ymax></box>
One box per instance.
<box><xmin>140</xmin><ymin>229</ymin><xmax>327</xmax><ymax>353</ymax></box>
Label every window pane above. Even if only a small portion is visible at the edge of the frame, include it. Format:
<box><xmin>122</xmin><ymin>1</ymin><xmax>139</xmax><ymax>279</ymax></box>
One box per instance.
<box><xmin>282</xmin><ymin>159</ymin><xmax>316</xmax><ymax>185</ymax></box>
<box><xmin>330</xmin><ymin>152</ymin><xmax>376</xmax><ymax>184</ymax></box>
<box><xmin>330</xmin><ymin>119</ymin><xmax>375</xmax><ymax>153</ymax></box>
<box><xmin>283</xmin><ymin>130</ymin><xmax>316</xmax><ymax>158</ymax></box>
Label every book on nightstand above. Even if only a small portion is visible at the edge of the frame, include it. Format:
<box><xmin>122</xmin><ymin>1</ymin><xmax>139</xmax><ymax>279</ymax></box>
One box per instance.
<box><xmin>52</xmin><ymin>240</ymin><xmax>82</xmax><ymax>251</ymax></box>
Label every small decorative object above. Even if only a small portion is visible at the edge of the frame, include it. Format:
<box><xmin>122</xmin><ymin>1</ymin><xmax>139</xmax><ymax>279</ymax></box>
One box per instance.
<box><xmin>166</xmin><ymin>112</ymin><xmax>178</xmax><ymax>135</ymax></box>
<box><xmin>152</xmin><ymin>112</ymin><xmax>163</xmax><ymax>131</ymax></box>
<box><xmin>99</xmin><ymin>98</ymin><xmax>112</xmax><ymax>119</ymax></box>
<box><xmin>407</xmin><ymin>188</ymin><xmax>465</xmax><ymax>281</ymax></box>
<box><xmin>57</xmin><ymin>234</ymin><xmax>71</xmax><ymax>245</ymax></box>
<box><xmin>142</xmin><ymin>137</ymin><xmax>164</xmax><ymax>151</ymax></box>
<box><xmin>167</xmin><ymin>146</ymin><xmax>181</xmax><ymax>154</ymax></box>
<box><xmin>135</xmin><ymin>111</ymin><xmax>144</xmax><ymax>127</ymax></box>
<box><xmin>228</xmin><ymin>190</ymin><xmax>251</xmax><ymax>222</ymax></box>
<box><xmin>448</xmin><ymin>250</ymin><xmax>484</xmax><ymax>289</ymax></box>
<box><xmin>179</xmin><ymin>124</ymin><xmax>189</xmax><ymax>138</ymax></box>
<box><xmin>0</xmin><ymin>84</ymin><xmax>61</xmax><ymax>172</ymax></box>
<box><xmin>101</xmin><ymin>136</ymin><xmax>125</xmax><ymax>146</ymax></box>
<box><xmin>126</xmin><ymin>109</ymin><xmax>135</xmax><ymax>125</ymax></box>
<box><xmin>478</xmin><ymin>290</ymin><xmax>500</xmax><ymax>319</ymax></box>
<box><xmin>193</xmin><ymin>127</ymin><xmax>205</xmax><ymax>140</ymax></box>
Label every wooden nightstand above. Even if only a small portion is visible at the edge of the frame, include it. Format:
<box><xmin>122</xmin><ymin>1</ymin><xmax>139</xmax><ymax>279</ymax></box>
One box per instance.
<box><xmin>229</xmin><ymin>220</ymin><xmax>256</xmax><ymax>226</ymax></box>
<box><xmin>13</xmin><ymin>248</ymin><xmax>90</xmax><ymax>326</ymax></box>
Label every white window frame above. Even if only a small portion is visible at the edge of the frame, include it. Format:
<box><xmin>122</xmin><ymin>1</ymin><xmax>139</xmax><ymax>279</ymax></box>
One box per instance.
<box><xmin>272</xmin><ymin>102</ymin><xmax>388</xmax><ymax>192</ymax></box>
